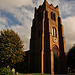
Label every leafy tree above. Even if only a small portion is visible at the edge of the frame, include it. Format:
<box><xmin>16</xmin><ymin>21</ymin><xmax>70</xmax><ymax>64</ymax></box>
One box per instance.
<box><xmin>0</xmin><ymin>29</ymin><xmax>25</xmax><ymax>67</ymax></box>
<box><xmin>67</xmin><ymin>44</ymin><xmax>75</xmax><ymax>71</ymax></box>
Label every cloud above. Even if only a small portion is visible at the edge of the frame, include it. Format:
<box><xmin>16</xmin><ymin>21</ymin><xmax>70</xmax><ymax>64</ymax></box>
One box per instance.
<box><xmin>0</xmin><ymin>17</ymin><xmax>8</xmax><ymax>30</ymax></box>
<box><xmin>0</xmin><ymin>0</ymin><xmax>34</xmax><ymax>10</ymax></box>
<box><xmin>0</xmin><ymin>17</ymin><xmax>7</xmax><ymax>25</ymax></box>
<box><xmin>11</xmin><ymin>24</ymin><xmax>31</xmax><ymax>50</ymax></box>
<box><xmin>12</xmin><ymin>7</ymin><xmax>34</xmax><ymax>24</ymax></box>
<box><xmin>62</xmin><ymin>16</ymin><xmax>75</xmax><ymax>52</ymax></box>
<box><xmin>59</xmin><ymin>0</ymin><xmax>75</xmax><ymax>18</ymax></box>
<box><xmin>9</xmin><ymin>7</ymin><xmax>34</xmax><ymax>50</ymax></box>
<box><xmin>9</xmin><ymin>7</ymin><xmax>33</xmax><ymax>50</ymax></box>
<box><xmin>48</xmin><ymin>0</ymin><xmax>60</xmax><ymax>6</ymax></box>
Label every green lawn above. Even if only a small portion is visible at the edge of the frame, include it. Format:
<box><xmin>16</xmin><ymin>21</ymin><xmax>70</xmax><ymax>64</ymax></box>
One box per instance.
<box><xmin>19</xmin><ymin>73</ymin><xmax>75</xmax><ymax>75</ymax></box>
<box><xmin>19</xmin><ymin>73</ymin><xmax>50</xmax><ymax>75</ymax></box>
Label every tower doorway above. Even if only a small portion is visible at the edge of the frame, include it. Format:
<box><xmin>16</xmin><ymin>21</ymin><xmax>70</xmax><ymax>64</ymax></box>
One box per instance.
<box><xmin>52</xmin><ymin>46</ymin><xmax>59</xmax><ymax>74</ymax></box>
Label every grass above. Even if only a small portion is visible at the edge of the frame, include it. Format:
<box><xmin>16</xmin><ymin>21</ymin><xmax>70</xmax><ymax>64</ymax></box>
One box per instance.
<box><xmin>19</xmin><ymin>73</ymin><xmax>75</xmax><ymax>75</ymax></box>
<box><xmin>19</xmin><ymin>73</ymin><xmax>50</xmax><ymax>75</ymax></box>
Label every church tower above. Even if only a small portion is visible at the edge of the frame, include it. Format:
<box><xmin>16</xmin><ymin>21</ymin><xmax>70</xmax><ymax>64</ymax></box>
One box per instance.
<box><xmin>30</xmin><ymin>0</ymin><xmax>67</xmax><ymax>74</ymax></box>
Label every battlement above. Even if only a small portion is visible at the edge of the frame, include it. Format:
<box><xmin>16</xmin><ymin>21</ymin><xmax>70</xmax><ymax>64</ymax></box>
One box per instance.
<box><xmin>35</xmin><ymin>0</ymin><xmax>59</xmax><ymax>13</ymax></box>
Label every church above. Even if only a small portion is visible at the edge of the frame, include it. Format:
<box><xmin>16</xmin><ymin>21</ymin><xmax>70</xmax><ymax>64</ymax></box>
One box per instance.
<box><xmin>29</xmin><ymin>0</ymin><xmax>67</xmax><ymax>74</ymax></box>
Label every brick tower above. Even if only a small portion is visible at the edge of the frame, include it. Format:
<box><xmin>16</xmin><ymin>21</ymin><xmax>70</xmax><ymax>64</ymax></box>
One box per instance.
<box><xmin>30</xmin><ymin>0</ymin><xmax>67</xmax><ymax>74</ymax></box>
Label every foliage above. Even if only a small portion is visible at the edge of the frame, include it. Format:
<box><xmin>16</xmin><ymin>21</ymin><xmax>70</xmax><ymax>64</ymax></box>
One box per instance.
<box><xmin>0</xmin><ymin>67</ymin><xmax>13</xmax><ymax>75</ymax></box>
<box><xmin>67</xmin><ymin>44</ymin><xmax>75</xmax><ymax>69</ymax></box>
<box><xmin>0</xmin><ymin>29</ymin><xmax>25</xmax><ymax>66</ymax></box>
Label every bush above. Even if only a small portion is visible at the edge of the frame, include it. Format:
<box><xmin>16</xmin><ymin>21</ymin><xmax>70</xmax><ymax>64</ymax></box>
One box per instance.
<box><xmin>0</xmin><ymin>67</ymin><xmax>13</xmax><ymax>75</ymax></box>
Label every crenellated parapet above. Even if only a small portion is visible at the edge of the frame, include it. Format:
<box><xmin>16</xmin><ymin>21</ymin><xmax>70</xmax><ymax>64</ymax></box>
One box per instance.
<box><xmin>35</xmin><ymin>0</ymin><xmax>59</xmax><ymax>14</ymax></box>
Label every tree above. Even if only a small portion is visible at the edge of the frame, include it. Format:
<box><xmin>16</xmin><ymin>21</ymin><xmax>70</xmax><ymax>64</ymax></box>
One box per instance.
<box><xmin>67</xmin><ymin>44</ymin><xmax>75</xmax><ymax>72</ymax></box>
<box><xmin>0</xmin><ymin>29</ymin><xmax>25</xmax><ymax>67</ymax></box>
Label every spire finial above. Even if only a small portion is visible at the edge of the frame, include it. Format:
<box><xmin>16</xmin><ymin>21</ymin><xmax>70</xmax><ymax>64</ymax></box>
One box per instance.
<box><xmin>43</xmin><ymin>0</ymin><xmax>49</xmax><ymax>5</ymax></box>
<box><xmin>44</xmin><ymin>0</ymin><xmax>48</xmax><ymax>3</ymax></box>
<box><xmin>44</xmin><ymin>0</ymin><xmax>47</xmax><ymax>2</ymax></box>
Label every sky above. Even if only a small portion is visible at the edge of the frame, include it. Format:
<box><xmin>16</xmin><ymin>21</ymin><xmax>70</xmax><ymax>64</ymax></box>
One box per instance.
<box><xmin>0</xmin><ymin>0</ymin><xmax>75</xmax><ymax>52</ymax></box>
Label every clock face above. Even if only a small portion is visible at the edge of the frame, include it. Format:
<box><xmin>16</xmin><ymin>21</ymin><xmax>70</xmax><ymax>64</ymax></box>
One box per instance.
<box><xmin>53</xmin><ymin>37</ymin><xmax>57</xmax><ymax>43</ymax></box>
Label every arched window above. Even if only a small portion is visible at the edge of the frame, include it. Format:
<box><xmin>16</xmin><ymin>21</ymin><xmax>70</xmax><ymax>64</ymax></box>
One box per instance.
<box><xmin>51</xmin><ymin>12</ymin><xmax>53</xmax><ymax>19</ymax></box>
<box><xmin>52</xmin><ymin>27</ymin><xmax>57</xmax><ymax>37</ymax></box>
<box><xmin>51</xmin><ymin>12</ymin><xmax>56</xmax><ymax>21</ymax></box>
<box><xmin>54</xmin><ymin>13</ymin><xmax>56</xmax><ymax>21</ymax></box>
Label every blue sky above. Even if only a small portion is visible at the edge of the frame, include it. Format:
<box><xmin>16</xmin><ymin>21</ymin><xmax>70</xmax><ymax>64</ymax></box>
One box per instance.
<box><xmin>0</xmin><ymin>0</ymin><xmax>75</xmax><ymax>52</ymax></box>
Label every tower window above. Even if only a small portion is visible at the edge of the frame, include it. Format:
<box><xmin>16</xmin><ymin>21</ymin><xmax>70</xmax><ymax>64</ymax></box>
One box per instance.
<box><xmin>51</xmin><ymin>12</ymin><xmax>56</xmax><ymax>21</ymax></box>
<box><xmin>54</xmin><ymin>13</ymin><xmax>56</xmax><ymax>21</ymax></box>
<box><xmin>51</xmin><ymin>12</ymin><xmax>53</xmax><ymax>19</ymax></box>
<box><xmin>52</xmin><ymin>27</ymin><xmax>57</xmax><ymax>37</ymax></box>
